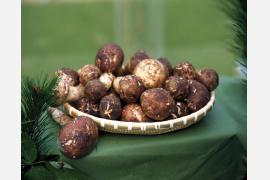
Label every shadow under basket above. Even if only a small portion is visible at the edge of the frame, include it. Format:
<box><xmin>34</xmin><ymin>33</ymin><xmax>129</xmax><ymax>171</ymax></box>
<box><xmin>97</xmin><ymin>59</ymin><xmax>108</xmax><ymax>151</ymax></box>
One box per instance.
<box><xmin>64</xmin><ymin>91</ymin><xmax>215</xmax><ymax>135</ymax></box>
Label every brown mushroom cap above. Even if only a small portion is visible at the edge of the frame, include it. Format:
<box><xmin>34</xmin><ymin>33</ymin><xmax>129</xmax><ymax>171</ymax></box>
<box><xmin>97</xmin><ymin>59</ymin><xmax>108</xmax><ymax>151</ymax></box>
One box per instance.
<box><xmin>157</xmin><ymin>57</ymin><xmax>173</xmax><ymax>77</ymax></box>
<box><xmin>59</xmin><ymin>116</ymin><xmax>98</xmax><ymax>159</ymax></box>
<box><xmin>121</xmin><ymin>104</ymin><xmax>150</xmax><ymax>122</ymax></box>
<box><xmin>56</xmin><ymin>67</ymin><xmax>80</xmax><ymax>86</ymax></box>
<box><xmin>126</xmin><ymin>50</ymin><xmax>150</xmax><ymax>74</ymax></box>
<box><xmin>95</xmin><ymin>43</ymin><xmax>124</xmax><ymax>73</ymax></box>
<box><xmin>78</xmin><ymin>64</ymin><xmax>101</xmax><ymax>85</ymax></box>
<box><xmin>84</xmin><ymin>79</ymin><xmax>107</xmax><ymax>102</ymax></box>
<box><xmin>55</xmin><ymin>68</ymin><xmax>80</xmax><ymax>104</ymax></box>
<box><xmin>71</xmin><ymin>98</ymin><xmax>99</xmax><ymax>117</ymax></box>
<box><xmin>118</xmin><ymin>75</ymin><xmax>145</xmax><ymax>103</ymax></box>
<box><xmin>170</xmin><ymin>102</ymin><xmax>189</xmax><ymax>119</ymax></box>
<box><xmin>174</xmin><ymin>61</ymin><xmax>196</xmax><ymax>80</ymax></box>
<box><xmin>196</xmin><ymin>69</ymin><xmax>219</xmax><ymax>91</ymax></box>
<box><xmin>164</xmin><ymin>76</ymin><xmax>189</xmax><ymax>100</ymax></box>
<box><xmin>140</xmin><ymin>88</ymin><xmax>175</xmax><ymax>121</ymax></box>
<box><xmin>133</xmin><ymin>59</ymin><xmax>167</xmax><ymax>89</ymax></box>
<box><xmin>99</xmin><ymin>93</ymin><xmax>122</xmax><ymax>119</ymax></box>
<box><xmin>184</xmin><ymin>80</ymin><xmax>210</xmax><ymax>112</ymax></box>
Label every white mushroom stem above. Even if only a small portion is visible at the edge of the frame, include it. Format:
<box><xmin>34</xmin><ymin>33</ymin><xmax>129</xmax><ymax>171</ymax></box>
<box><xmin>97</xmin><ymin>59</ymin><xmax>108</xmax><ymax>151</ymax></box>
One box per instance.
<box><xmin>65</xmin><ymin>84</ymin><xmax>85</xmax><ymax>102</ymax></box>
<box><xmin>112</xmin><ymin>76</ymin><xmax>123</xmax><ymax>94</ymax></box>
<box><xmin>48</xmin><ymin>107</ymin><xmax>73</xmax><ymax>126</ymax></box>
<box><xmin>55</xmin><ymin>83</ymin><xmax>85</xmax><ymax>105</ymax></box>
<box><xmin>99</xmin><ymin>73</ymin><xmax>115</xmax><ymax>90</ymax></box>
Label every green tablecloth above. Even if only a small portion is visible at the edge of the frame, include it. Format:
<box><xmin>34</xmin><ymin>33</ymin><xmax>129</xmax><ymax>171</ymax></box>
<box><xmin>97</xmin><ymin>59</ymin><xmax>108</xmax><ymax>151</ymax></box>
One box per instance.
<box><xmin>63</xmin><ymin>76</ymin><xmax>247</xmax><ymax>180</ymax></box>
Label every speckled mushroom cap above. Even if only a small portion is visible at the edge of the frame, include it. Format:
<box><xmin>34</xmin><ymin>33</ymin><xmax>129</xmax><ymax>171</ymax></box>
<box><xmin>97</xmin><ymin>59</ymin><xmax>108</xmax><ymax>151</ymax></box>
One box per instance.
<box><xmin>55</xmin><ymin>68</ymin><xmax>80</xmax><ymax>104</ymax></box>
<box><xmin>126</xmin><ymin>50</ymin><xmax>150</xmax><ymax>74</ymax></box>
<box><xmin>99</xmin><ymin>93</ymin><xmax>122</xmax><ymax>120</ymax></box>
<box><xmin>84</xmin><ymin>79</ymin><xmax>107</xmax><ymax>102</ymax></box>
<box><xmin>133</xmin><ymin>59</ymin><xmax>167</xmax><ymax>89</ymax></box>
<box><xmin>78</xmin><ymin>64</ymin><xmax>101</xmax><ymax>85</ymax></box>
<box><xmin>95</xmin><ymin>43</ymin><xmax>124</xmax><ymax>73</ymax></box>
<box><xmin>56</xmin><ymin>68</ymin><xmax>80</xmax><ymax>86</ymax></box>
<box><xmin>71</xmin><ymin>98</ymin><xmax>99</xmax><ymax>117</ymax></box>
<box><xmin>59</xmin><ymin>116</ymin><xmax>98</xmax><ymax>159</ymax></box>
<box><xmin>185</xmin><ymin>80</ymin><xmax>210</xmax><ymax>112</ymax></box>
<box><xmin>174</xmin><ymin>61</ymin><xmax>196</xmax><ymax>80</ymax></box>
<box><xmin>140</xmin><ymin>88</ymin><xmax>175</xmax><ymax>121</ymax></box>
<box><xmin>118</xmin><ymin>75</ymin><xmax>145</xmax><ymax>103</ymax></box>
<box><xmin>121</xmin><ymin>104</ymin><xmax>150</xmax><ymax>122</ymax></box>
<box><xmin>170</xmin><ymin>102</ymin><xmax>189</xmax><ymax>119</ymax></box>
<box><xmin>196</xmin><ymin>69</ymin><xmax>219</xmax><ymax>91</ymax></box>
<box><xmin>164</xmin><ymin>76</ymin><xmax>189</xmax><ymax>100</ymax></box>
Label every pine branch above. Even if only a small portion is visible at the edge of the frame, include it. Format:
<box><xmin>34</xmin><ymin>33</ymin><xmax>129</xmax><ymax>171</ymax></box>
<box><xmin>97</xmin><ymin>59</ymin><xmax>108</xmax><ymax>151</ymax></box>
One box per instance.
<box><xmin>220</xmin><ymin>0</ymin><xmax>247</xmax><ymax>82</ymax></box>
<box><xmin>21</xmin><ymin>74</ymin><xmax>58</xmax><ymax>135</ymax></box>
<box><xmin>21</xmin><ymin>72</ymin><xmax>87</xmax><ymax>179</ymax></box>
<box><xmin>32</xmin><ymin>110</ymin><xmax>61</xmax><ymax>155</ymax></box>
<box><xmin>21</xmin><ymin>74</ymin><xmax>61</xmax><ymax>155</ymax></box>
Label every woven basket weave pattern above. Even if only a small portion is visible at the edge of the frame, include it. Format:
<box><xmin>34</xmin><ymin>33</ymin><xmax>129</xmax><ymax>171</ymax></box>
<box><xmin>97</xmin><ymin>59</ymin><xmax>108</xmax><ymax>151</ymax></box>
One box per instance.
<box><xmin>64</xmin><ymin>91</ymin><xmax>215</xmax><ymax>135</ymax></box>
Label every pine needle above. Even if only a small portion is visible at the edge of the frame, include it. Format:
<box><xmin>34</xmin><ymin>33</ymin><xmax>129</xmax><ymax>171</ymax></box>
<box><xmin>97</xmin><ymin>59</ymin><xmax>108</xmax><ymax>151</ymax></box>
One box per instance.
<box><xmin>32</xmin><ymin>111</ymin><xmax>61</xmax><ymax>155</ymax></box>
<box><xmin>21</xmin><ymin>74</ymin><xmax>58</xmax><ymax>121</ymax></box>
<box><xmin>220</xmin><ymin>0</ymin><xmax>247</xmax><ymax>82</ymax></box>
<box><xmin>21</xmin><ymin>74</ymin><xmax>61</xmax><ymax>155</ymax></box>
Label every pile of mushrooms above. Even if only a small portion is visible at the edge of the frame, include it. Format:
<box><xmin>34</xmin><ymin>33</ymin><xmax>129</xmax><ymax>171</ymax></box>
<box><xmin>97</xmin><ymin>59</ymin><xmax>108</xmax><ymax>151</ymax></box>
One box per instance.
<box><xmin>51</xmin><ymin>43</ymin><xmax>219</xmax><ymax>159</ymax></box>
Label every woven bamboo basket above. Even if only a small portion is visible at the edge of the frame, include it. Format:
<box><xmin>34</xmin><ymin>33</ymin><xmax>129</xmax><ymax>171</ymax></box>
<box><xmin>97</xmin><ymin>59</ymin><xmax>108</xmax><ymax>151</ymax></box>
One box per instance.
<box><xmin>63</xmin><ymin>91</ymin><xmax>215</xmax><ymax>135</ymax></box>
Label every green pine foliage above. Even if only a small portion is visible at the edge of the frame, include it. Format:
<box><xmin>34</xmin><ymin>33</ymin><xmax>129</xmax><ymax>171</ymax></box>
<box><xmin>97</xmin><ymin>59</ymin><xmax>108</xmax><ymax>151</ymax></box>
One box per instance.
<box><xmin>21</xmin><ymin>74</ymin><xmax>87</xmax><ymax>179</ymax></box>
<box><xmin>21</xmin><ymin>74</ymin><xmax>60</xmax><ymax>155</ymax></box>
<box><xmin>221</xmin><ymin>0</ymin><xmax>247</xmax><ymax>82</ymax></box>
<box><xmin>32</xmin><ymin>110</ymin><xmax>61</xmax><ymax>155</ymax></box>
<box><xmin>21</xmin><ymin>74</ymin><xmax>58</xmax><ymax>135</ymax></box>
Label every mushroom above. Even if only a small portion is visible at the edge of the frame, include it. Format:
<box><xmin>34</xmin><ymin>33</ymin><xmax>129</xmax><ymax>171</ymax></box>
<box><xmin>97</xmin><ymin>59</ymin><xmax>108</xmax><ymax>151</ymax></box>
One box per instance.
<box><xmin>140</xmin><ymin>88</ymin><xmax>175</xmax><ymax>121</ymax></box>
<box><xmin>164</xmin><ymin>76</ymin><xmax>189</xmax><ymax>100</ymax></box>
<box><xmin>55</xmin><ymin>68</ymin><xmax>85</xmax><ymax>105</ymax></box>
<box><xmin>95</xmin><ymin>43</ymin><xmax>124</xmax><ymax>73</ymax></box>
<box><xmin>59</xmin><ymin>116</ymin><xmax>98</xmax><ymax>159</ymax></box>
<box><xmin>112</xmin><ymin>76</ymin><xmax>123</xmax><ymax>94</ymax></box>
<box><xmin>126</xmin><ymin>50</ymin><xmax>150</xmax><ymax>74</ymax></box>
<box><xmin>99</xmin><ymin>72</ymin><xmax>115</xmax><ymax>90</ymax></box>
<box><xmin>174</xmin><ymin>61</ymin><xmax>196</xmax><ymax>80</ymax></box>
<box><xmin>170</xmin><ymin>102</ymin><xmax>189</xmax><ymax>119</ymax></box>
<box><xmin>133</xmin><ymin>59</ymin><xmax>167</xmax><ymax>89</ymax></box>
<box><xmin>121</xmin><ymin>104</ymin><xmax>150</xmax><ymax>122</ymax></box>
<box><xmin>71</xmin><ymin>98</ymin><xmax>99</xmax><ymax>117</ymax></box>
<box><xmin>99</xmin><ymin>93</ymin><xmax>122</xmax><ymax>119</ymax></box>
<box><xmin>48</xmin><ymin>107</ymin><xmax>73</xmax><ymax>126</ymax></box>
<box><xmin>184</xmin><ymin>80</ymin><xmax>210</xmax><ymax>112</ymax></box>
<box><xmin>55</xmin><ymin>77</ymin><xmax>107</xmax><ymax>105</ymax></box>
<box><xmin>118</xmin><ymin>75</ymin><xmax>145</xmax><ymax>103</ymax></box>
<box><xmin>55</xmin><ymin>79</ymin><xmax>85</xmax><ymax>105</ymax></box>
<box><xmin>84</xmin><ymin>79</ymin><xmax>107</xmax><ymax>102</ymax></box>
<box><xmin>78</xmin><ymin>64</ymin><xmax>101</xmax><ymax>85</ymax></box>
<box><xmin>196</xmin><ymin>69</ymin><xmax>219</xmax><ymax>91</ymax></box>
<box><xmin>157</xmin><ymin>57</ymin><xmax>173</xmax><ymax>77</ymax></box>
<box><xmin>56</xmin><ymin>67</ymin><xmax>80</xmax><ymax>86</ymax></box>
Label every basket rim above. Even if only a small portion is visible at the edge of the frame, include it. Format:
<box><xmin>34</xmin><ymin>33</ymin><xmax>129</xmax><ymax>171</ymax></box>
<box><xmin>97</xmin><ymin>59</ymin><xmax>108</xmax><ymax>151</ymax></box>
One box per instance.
<box><xmin>63</xmin><ymin>91</ymin><xmax>215</xmax><ymax>128</ymax></box>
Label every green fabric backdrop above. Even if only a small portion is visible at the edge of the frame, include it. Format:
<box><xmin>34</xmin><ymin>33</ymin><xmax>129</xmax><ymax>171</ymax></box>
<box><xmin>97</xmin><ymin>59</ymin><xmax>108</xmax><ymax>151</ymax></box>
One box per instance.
<box><xmin>63</xmin><ymin>76</ymin><xmax>247</xmax><ymax>180</ymax></box>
